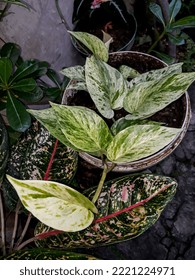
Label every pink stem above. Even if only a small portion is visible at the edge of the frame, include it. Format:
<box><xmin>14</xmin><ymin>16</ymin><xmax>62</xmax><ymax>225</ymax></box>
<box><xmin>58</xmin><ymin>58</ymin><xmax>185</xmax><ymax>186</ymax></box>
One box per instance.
<box><xmin>43</xmin><ymin>139</ymin><xmax>59</xmax><ymax>181</ymax></box>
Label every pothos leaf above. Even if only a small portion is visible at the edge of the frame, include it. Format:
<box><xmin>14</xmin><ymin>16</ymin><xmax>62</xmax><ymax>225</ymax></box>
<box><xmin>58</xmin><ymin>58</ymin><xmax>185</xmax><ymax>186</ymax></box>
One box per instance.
<box><xmin>68</xmin><ymin>31</ymin><xmax>109</xmax><ymax>62</ymax></box>
<box><xmin>6</xmin><ymin>175</ymin><xmax>98</xmax><ymax>232</ymax></box>
<box><xmin>51</xmin><ymin>103</ymin><xmax>113</xmax><ymax>156</ymax></box>
<box><xmin>3</xmin><ymin>121</ymin><xmax>78</xmax><ymax>210</ymax></box>
<box><xmin>85</xmin><ymin>56</ymin><xmax>128</xmax><ymax>119</ymax></box>
<box><xmin>61</xmin><ymin>66</ymin><xmax>85</xmax><ymax>82</ymax></box>
<box><xmin>119</xmin><ymin>65</ymin><xmax>140</xmax><ymax>80</ymax></box>
<box><xmin>107</xmin><ymin>124</ymin><xmax>181</xmax><ymax>163</ymax></box>
<box><xmin>124</xmin><ymin>72</ymin><xmax>195</xmax><ymax>119</ymax></box>
<box><xmin>34</xmin><ymin>173</ymin><xmax>177</xmax><ymax>248</ymax></box>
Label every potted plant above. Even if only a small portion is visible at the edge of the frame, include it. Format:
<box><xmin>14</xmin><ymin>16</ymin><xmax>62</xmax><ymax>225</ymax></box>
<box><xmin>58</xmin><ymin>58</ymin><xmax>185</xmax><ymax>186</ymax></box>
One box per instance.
<box><xmin>4</xmin><ymin>32</ymin><xmax>195</xmax><ymax>251</ymax></box>
<box><xmin>71</xmin><ymin>0</ymin><xmax>137</xmax><ymax>54</ymax></box>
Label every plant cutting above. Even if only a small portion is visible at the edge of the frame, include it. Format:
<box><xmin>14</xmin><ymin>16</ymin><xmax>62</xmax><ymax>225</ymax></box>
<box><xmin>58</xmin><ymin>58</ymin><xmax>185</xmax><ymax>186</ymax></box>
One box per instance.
<box><xmin>0</xmin><ymin>42</ymin><xmax>69</xmax><ymax>132</ymax></box>
<box><xmin>4</xmin><ymin>31</ymin><xmax>195</xmax><ymax>251</ymax></box>
<box><xmin>70</xmin><ymin>0</ymin><xmax>137</xmax><ymax>53</ymax></box>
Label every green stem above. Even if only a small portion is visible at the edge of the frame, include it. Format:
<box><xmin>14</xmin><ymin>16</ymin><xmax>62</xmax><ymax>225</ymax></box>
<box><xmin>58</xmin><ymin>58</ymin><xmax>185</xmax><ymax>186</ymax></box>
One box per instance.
<box><xmin>55</xmin><ymin>0</ymin><xmax>71</xmax><ymax>30</ymax></box>
<box><xmin>13</xmin><ymin>213</ymin><xmax>32</xmax><ymax>250</ymax></box>
<box><xmin>148</xmin><ymin>29</ymin><xmax>166</xmax><ymax>53</ymax></box>
<box><xmin>92</xmin><ymin>161</ymin><xmax>115</xmax><ymax>204</ymax></box>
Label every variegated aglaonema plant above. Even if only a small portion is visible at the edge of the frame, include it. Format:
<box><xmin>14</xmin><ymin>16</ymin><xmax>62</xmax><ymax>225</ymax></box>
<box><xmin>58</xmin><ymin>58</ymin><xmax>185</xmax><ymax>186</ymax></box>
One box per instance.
<box><xmin>6</xmin><ymin>32</ymin><xmax>195</xmax><ymax>248</ymax></box>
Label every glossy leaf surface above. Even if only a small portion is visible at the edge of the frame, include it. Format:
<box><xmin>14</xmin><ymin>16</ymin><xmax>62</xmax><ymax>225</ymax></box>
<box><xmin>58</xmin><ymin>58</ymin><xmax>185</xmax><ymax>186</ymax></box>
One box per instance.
<box><xmin>0</xmin><ymin>58</ymin><xmax>13</xmax><ymax>84</ymax></box>
<box><xmin>35</xmin><ymin>174</ymin><xmax>177</xmax><ymax>248</ymax></box>
<box><xmin>7</xmin><ymin>175</ymin><xmax>98</xmax><ymax>232</ymax></box>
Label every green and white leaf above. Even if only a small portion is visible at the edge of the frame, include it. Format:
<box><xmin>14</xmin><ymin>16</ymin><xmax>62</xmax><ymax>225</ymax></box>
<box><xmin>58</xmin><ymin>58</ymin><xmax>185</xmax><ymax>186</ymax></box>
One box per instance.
<box><xmin>128</xmin><ymin>63</ymin><xmax>183</xmax><ymax>87</ymax></box>
<box><xmin>51</xmin><ymin>103</ymin><xmax>113</xmax><ymax>156</ymax></box>
<box><xmin>6</xmin><ymin>175</ymin><xmax>98</xmax><ymax>232</ymax></box>
<box><xmin>68</xmin><ymin>31</ymin><xmax>109</xmax><ymax>62</ymax></box>
<box><xmin>111</xmin><ymin>118</ymin><xmax>162</xmax><ymax>136</ymax></box>
<box><xmin>67</xmin><ymin>81</ymin><xmax>87</xmax><ymax>91</ymax></box>
<box><xmin>119</xmin><ymin>65</ymin><xmax>140</xmax><ymax>80</ymax></box>
<box><xmin>107</xmin><ymin>124</ymin><xmax>181</xmax><ymax>163</ymax></box>
<box><xmin>85</xmin><ymin>56</ymin><xmax>128</xmax><ymax>119</ymax></box>
<box><xmin>3</xmin><ymin>121</ymin><xmax>78</xmax><ymax>211</ymax></box>
<box><xmin>35</xmin><ymin>173</ymin><xmax>177</xmax><ymax>248</ymax></box>
<box><xmin>61</xmin><ymin>66</ymin><xmax>85</xmax><ymax>82</ymax></box>
<box><xmin>124</xmin><ymin>72</ymin><xmax>195</xmax><ymax>119</ymax></box>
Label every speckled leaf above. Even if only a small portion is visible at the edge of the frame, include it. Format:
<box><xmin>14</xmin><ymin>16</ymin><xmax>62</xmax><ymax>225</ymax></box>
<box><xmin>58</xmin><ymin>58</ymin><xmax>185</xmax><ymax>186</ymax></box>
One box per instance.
<box><xmin>85</xmin><ymin>56</ymin><xmax>128</xmax><ymax>119</ymax></box>
<box><xmin>69</xmin><ymin>31</ymin><xmax>109</xmax><ymax>62</ymax></box>
<box><xmin>1</xmin><ymin>248</ymin><xmax>99</xmax><ymax>260</ymax></box>
<box><xmin>111</xmin><ymin>118</ymin><xmax>162</xmax><ymax>136</ymax></box>
<box><xmin>128</xmin><ymin>63</ymin><xmax>183</xmax><ymax>87</ymax></box>
<box><xmin>67</xmin><ymin>81</ymin><xmax>87</xmax><ymax>91</ymax></box>
<box><xmin>107</xmin><ymin>124</ymin><xmax>181</xmax><ymax>163</ymax></box>
<box><xmin>124</xmin><ymin>72</ymin><xmax>195</xmax><ymax>119</ymax></box>
<box><xmin>34</xmin><ymin>173</ymin><xmax>177</xmax><ymax>248</ymax></box>
<box><xmin>61</xmin><ymin>65</ymin><xmax>85</xmax><ymax>81</ymax></box>
<box><xmin>0</xmin><ymin>115</ymin><xmax>9</xmax><ymax>183</ymax></box>
<box><xmin>6</xmin><ymin>175</ymin><xmax>98</xmax><ymax>232</ymax></box>
<box><xmin>51</xmin><ymin>103</ymin><xmax>113</xmax><ymax>156</ymax></box>
<box><xmin>119</xmin><ymin>65</ymin><xmax>140</xmax><ymax>79</ymax></box>
<box><xmin>2</xmin><ymin>121</ymin><xmax>78</xmax><ymax>210</ymax></box>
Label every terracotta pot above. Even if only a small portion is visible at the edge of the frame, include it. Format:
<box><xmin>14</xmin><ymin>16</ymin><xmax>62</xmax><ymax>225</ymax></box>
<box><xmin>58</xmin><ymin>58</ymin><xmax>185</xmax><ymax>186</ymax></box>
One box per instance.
<box><xmin>62</xmin><ymin>51</ymin><xmax>191</xmax><ymax>172</ymax></box>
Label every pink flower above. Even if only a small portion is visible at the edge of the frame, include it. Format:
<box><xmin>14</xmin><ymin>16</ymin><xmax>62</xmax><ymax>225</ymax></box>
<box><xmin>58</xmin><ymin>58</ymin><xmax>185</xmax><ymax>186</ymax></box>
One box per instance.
<box><xmin>91</xmin><ymin>0</ymin><xmax>111</xmax><ymax>9</ymax></box>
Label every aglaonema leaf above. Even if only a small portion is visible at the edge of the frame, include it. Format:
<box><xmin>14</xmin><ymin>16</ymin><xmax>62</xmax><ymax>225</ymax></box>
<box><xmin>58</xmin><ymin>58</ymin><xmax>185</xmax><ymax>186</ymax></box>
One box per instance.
<box><xmin>107</xmin><ymin>124</ymin><xmax>181</xmax><ymax>163</ymax></box>
<box><xmin>51</xmin><ymin>103</ymin><xmax>113</xmax><ymax>156</ymax></box>
<box><xmin>1</xmin><ymin>248</ymin><xmax>99</xmax><ymax>260</ymax></box>
<box><xmin>124</xmin><ymin>72</ymin><xmax>195</xmax><ymax>119</ymax></box>
<box><xmin>6</xmin><ymin>175</ymin><xmax>98</xmax><ymax>232</ymax></box>
<box><xmin>3</xmin><ymin>121</ymin><xmax>78</xmax><ymax>210</ymax></box>
<box><xmin>6</xmin><ymin>92</ymin><xmax>31</xmax><ymax>132</ymax></box>
<box><xmin>68</xmin><ymin>31</ymin><xmax>109</xmax><ymax>62</ymax></box>
<box><xmin>34</xmin><ymin>173</ymin><xmax>177</xmax><ymax>248</ymax></box>
<box><xmin>85</xmin><ymin>56</ymin><xmax>128</xmax><ymax>119</ymax></box>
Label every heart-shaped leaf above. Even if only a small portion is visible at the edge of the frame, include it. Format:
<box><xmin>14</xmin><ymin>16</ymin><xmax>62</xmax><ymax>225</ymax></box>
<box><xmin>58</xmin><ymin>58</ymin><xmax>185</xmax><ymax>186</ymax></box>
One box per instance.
<box><xmin>34</xmin><ymin>173</ymin><xmax>177</xmax><ymax>248</ymax></box>
<box><xmin>124</xmin><ymin>72</ymin><xmax>195</xmax><ymax>119</ymax></box>
<box><xmin>61</xmin><ymin>65</ymin><xmax>85</xmax><ymax>82</ymax></box>
<box><xmin>0</xmin><ymin>58</ymin><xmax>13</xmax><ymax>84</ymax></box>
<box><xmin>85</xmin><ymin>56</ymin><xmax>128</xmax><ymax>119</ymax></box>
<box><xmin>107</xmin><ymin>124</ymin><xmax>181</xmax><ymax>163</ymax></box>
<box><xmin>69</xmin><ymin>31</ymin><xmax>109</xmax><ymax>62</ymax></box>
<box><xmin>51</xmin><ymin>104</ymin><xmax>113</xmax><ymax>156</ymax></box>
<box><xmin>1</xmin><ymin>248</ymin><xmax>99</xmax><ymax>260</ymax></box>
<box><xmin>6</xmin><ymin>92</ymin><xmax>31</xmax><ymax>132</ymax></box>
<box><xmin>6</xmin><ymin>175</ymin><xmax>98</xmax><ymax>232</ymax></box>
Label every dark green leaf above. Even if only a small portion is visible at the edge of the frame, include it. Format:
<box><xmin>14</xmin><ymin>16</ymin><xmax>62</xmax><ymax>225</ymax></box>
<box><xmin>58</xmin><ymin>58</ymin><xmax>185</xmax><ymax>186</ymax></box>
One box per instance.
<box><xmin>35</xmin><ymin>174</ymin><xmax>177</xmax><ymax>248</ymax></box>
<box><xmin>151</xmin><ymin>51</ymin><xmax>175</xmax><ymax>64</ymax></box>
<box><xmin>0</xmin><ymin>115</ymin><xmax>9</xmax><ymax>183</ymax></box>
<box><xmin>10</xmin><ymin>78</ymin><xmax>37</xmax><ymax>92</ymax></box>
<box><xmin>1</xmin><ymin>248</ymin><xmax>99</xmax><ymax>260</ymax></box>
<box><xmin>46</xmin><ymin>69</ymin><xmax>62</xmax><ymax>88</ymax></box>
<box><xmin>0</xmin><ymin>42</ymin><xmax>21</xmax><ymax>65</ymax></box>
<box><xmin>169</xmin><ymin>0</ymin><xmax>182</xmax><ymax>23</ymax></box>
<box><xmin>0</xmin><ymin>57</ymin><xmax>13</xmax><ymax>84</ymax></box>
<box><xmin>170</xmin><ymin>16</ymin><xmax>195</xmax><ymax>30</ymax></box>
<box><xmin>6</xmin><ymin>92</ymin><xmax>31</xmax><ymax>132</ymax></box>
<box><xmin>15</xmin><ymin>85</ymin><xmax>43</xmax><ymax>102</ymax></box>
<box><xmin>149</xmin><ymin>3</ymin><xmax>165</xmax><ymax>27</ymax></box>
<box><xmin>45</xmin><ymin>87</ymin><xmax>61</xmax><ymax>101</ymax></box>
<box><xmin>167</xmin><ymin>33</ymin><xmax>185</xmax><ymax>45</ymax></box>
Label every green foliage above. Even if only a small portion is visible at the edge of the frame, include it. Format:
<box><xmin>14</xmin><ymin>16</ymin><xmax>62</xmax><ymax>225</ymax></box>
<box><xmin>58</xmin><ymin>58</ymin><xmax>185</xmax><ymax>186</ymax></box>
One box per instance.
<box><xmin>0</xmin><ymin>115</ymin><xmax>9</xmax><ymax>183</ymax></box>
<box><xmin>34</xmin><ymin>174</ymin><xmax>177</xmax><ymax>248</ymax></box>
<box><xmin>0</xmin><ymin>43</ymin><xmax>68</xmax><ymax>132</ymax></box>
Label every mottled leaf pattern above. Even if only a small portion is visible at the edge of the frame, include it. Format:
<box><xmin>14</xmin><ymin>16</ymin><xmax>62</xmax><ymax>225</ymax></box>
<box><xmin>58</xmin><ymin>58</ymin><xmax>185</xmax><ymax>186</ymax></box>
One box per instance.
<box><xmin>51</xmin><ymin>103</ymin><xmax>113</xmax><ymax>156</ymax></box>
<box><xmin>61</xmin><ymin>66</ymin><xmax>85</xmax><ymax>81</ymax></box>
<box><xmin>35</xmin><ymin>174</ymin><xmax>177</xmax><ymax>248</ymax></box>
<box><xmin>119</xmin><ymin>65</ymin><xmax>140</xmax><ymax>79</ymax></box>
<box><xmin>6</xmin><ymin>176</ymin><xmax>98</xmax><ymax>232</ymax></box>
<box><xmin>1</xmin><ymin>249</ymin><xmax>99</xmax><ymax>260</ymax></box>
<box><xmin>85</xmin><ymin>56</ymin><xmax>128</xmax><ymax>119</ymax></box>
<box><xmin>107</xmin><ymin>124</ymin><xmax>181</xmax><ymax>163</ymax></box>
<box><xmin>68</xmin><ymin>31</ymin><xmax>109</xmax><ymax>62</ymax></box>
<box><xmin>2</xmin><ymin>121</ymin><xmax>78</xmax><ymax>210</ymax></box>
<box><xmin>124</xmin><ymin>72</ymin><xmax>195</xmax><ymax>119</ymax></box>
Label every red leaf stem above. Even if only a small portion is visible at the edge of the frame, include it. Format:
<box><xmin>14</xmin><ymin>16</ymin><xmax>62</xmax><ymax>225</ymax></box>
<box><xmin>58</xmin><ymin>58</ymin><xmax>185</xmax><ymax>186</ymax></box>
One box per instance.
<box><xmin>36</xmin><ymin>229</ymin><xmax>63</xmax><ymax>240</ymax></box>
<box><xmin>43</xmin><ymin>139</ymin><xmax>59</xmax><ymax>181</ymax></box>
